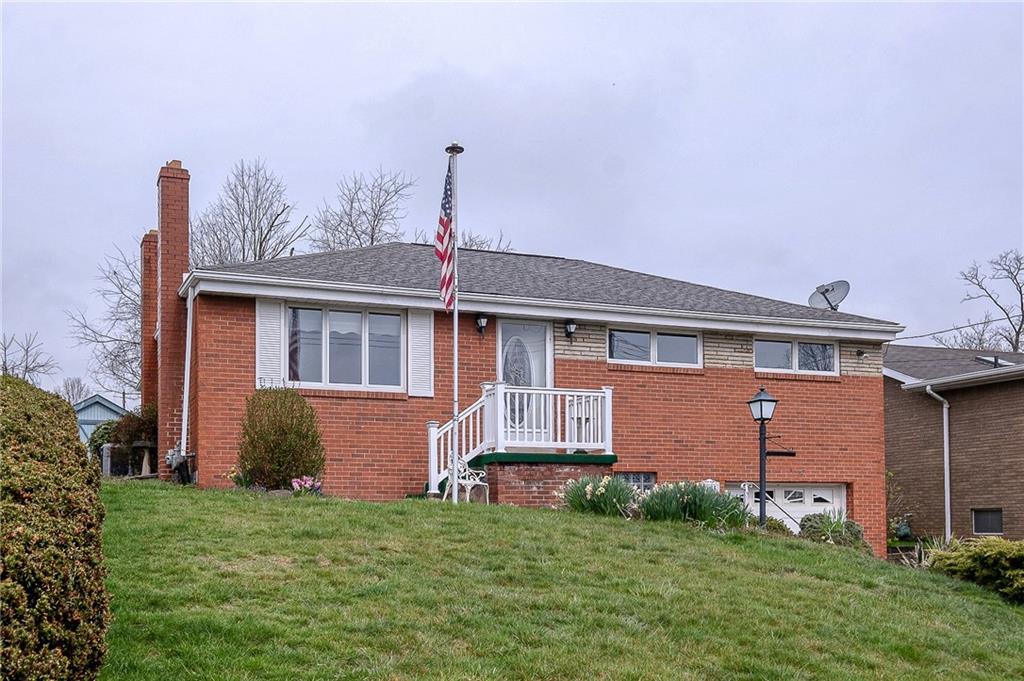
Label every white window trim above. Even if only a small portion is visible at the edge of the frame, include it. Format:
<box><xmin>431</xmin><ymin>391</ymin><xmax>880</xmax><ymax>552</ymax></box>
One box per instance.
<box><xmin>283</xmin><ymin>304</ymin><xmax>406</xmax><ymax>393</ymax></box>
<box><xmin>753</xmin><ymin>337</ymin><xmax>840</xmax><ymax>376</ymax></box>
<box><xmin>606</xmin><ymin>327</ymin><xmax>703</xmax><ymax>368</ymax></box>
<box><xmin>971</xmin><ymin>509</ymin><xmax>1004</xmax><ymax>536</ymax></box>
<box><xmin>496</xmin><ymin>318</ymin><xmax>554</xmax><ymax>387</ymax></box>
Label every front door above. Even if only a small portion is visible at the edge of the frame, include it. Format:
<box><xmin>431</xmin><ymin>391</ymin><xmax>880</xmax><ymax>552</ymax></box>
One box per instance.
<box><xmin>498</xmin><ymin>320</ymin><xmax>551</xmax><ymax>444</ymax></box>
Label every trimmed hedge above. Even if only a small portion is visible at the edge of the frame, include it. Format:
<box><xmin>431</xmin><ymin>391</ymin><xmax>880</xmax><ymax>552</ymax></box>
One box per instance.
<box><xmin>0</xmin><ymin>375</ymin><xmax>109</xmax><ymax>680</ymax></box>
<box><xmin>930</xmin><ymin>537</ymin><xmax>1024</xmax><ymax>604</ymax></box>
<box><xmin>238</xmin><ymin>388</ymin><xmax>325</xmax><ymax>490</ymax></box>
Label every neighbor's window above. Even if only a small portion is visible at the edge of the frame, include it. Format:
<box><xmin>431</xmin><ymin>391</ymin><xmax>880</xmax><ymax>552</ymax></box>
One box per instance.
<box><xmin>288</xmin><ymin>308</ymin><xmax>323</xmax><ymax>382</ymax></box>
<box><xmin>616</xmin><ymin>472</ymin><xmax>656</xmax><ymax>493</ymax></box>
<box><xmin>609</xmin><ymin>329</ymin><xmax>699</xmax><ymax>366</ymax></box>
<box><xmin>972</xmin><ymin>509</ymin><xmax>1003</xmax><ymax>535</ymax></box>
<box><xmin>289</xmin><ymin>307</ymin><xmax>403</xmax><ymax>389</ymax></box>
<box><xmin>755</xmin><ymin>339</ymin><xmax>837</xmax><ymax>373</ymax></box>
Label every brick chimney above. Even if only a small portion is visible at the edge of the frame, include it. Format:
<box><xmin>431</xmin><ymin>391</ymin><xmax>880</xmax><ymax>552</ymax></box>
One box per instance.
<box><xmin>155</xmin><ymin>160</ymin><xmax>190</xmax><ymax>478</ymax></box>
<box><xmin>139</xmin><ymin>229</ymin><xmax>158</xmax><ymax>407</ymax></box>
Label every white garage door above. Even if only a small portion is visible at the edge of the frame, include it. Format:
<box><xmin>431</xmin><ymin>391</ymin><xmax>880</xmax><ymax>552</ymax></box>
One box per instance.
<box><xmin>726</xmin><ymin>483</ymin><xmax>846</xmax><ymax>533</ymax></box>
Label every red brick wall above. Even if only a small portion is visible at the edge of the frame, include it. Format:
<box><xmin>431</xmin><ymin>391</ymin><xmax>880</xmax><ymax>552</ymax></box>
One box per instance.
<box><xmin>486</xmin><ymin>462</ymin><xmax>613</xmax><ymax>506</ymax></box>
<box><xmin>886</xmin><ymin>376</ymin><xmax>1024</xmax><ymax>540</ymax></box>
<box><xmin>139</xmin><ymin>230</ymin><xmax>158</xmax><ymax>408</ymax></box>
<box><xmin>155</xmin><ymin>161</ymin><xmax>190</xmax><ymax>478</ymax></box>
<box><xmin>884</xmin><ymin>377</ymin><xmax>945</xmax><ymax>538</ymax></box>
<box><xmin>186</xmin><ymin>296</ymin><xmax>887</xmax><ymax>554</ymax></box>
<box><xmin>557</xmin><ymin>360</ymin><xmax>887</xmax><ymax>554</ymax></box>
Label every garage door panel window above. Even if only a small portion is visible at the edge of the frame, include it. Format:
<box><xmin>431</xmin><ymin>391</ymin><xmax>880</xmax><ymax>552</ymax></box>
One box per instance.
<box><xmin>783</xmin><ymin>489</ymin><xmax>805</xmax><ymax>504</ymax></box>
<box><xmin>811</xmin><ymin>489</ymin><xmax>834</xmax><ymax>504</ymax></box>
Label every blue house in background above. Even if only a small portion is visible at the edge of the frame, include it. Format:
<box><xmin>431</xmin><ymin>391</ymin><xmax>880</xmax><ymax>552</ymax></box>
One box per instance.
<box><xmin>73</xmin><ymin>394</ymin><xmax>127</xmax><ymax>443</ymax></box>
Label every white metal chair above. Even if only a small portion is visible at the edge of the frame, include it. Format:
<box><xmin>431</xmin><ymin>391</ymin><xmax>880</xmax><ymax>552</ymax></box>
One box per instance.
<box><xmin>443</xmin><ymin>458</ymin><xmax>490</xmax><ymax>504</ymax></box>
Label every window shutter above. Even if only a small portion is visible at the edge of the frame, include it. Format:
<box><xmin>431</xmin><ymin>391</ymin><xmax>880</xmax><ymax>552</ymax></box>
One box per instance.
<box><xmin>407</xmin><ymin>309</ymin><xmax>434</xmax><ymax>397</ymax></box>
<box><xmin>255</xmin><ymin>299</ymin><xmax>284</xmax><ymax>388</ymax></box>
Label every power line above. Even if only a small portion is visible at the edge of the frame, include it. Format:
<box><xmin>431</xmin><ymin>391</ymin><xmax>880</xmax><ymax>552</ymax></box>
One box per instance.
<box><xmin>885</xmin><ymin>314</ymin><xmax>1023</xmax><ymax>344</ymax></box>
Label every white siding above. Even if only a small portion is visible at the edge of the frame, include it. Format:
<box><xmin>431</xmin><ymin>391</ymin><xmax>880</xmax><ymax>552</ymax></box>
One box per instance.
<box><xmin>255</xmin><ymin>298</ymin><xmax>285</xmax><ymax>387</ymax></box>
<box><xmin>407</xmin><ymin>309</ymin><xmax>434</xmax><ymax>397</ymax></box>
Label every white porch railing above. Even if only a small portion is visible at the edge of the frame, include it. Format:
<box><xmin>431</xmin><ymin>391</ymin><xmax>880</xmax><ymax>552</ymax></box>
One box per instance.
<box><xmin>427</xmin><ymin>382</ymin><xmax>613</xmax><ymax>494</ymax></box>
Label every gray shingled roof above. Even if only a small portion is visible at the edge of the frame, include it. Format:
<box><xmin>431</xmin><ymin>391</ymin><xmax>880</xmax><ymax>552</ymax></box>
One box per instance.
<box><xmin>883</xmin><ymin>344</ymin><xmax>1024</xmax><ymax>381</ymax></box>
<box><xmin>204</xmin><ymin>243</ymin><xmax>899</xmax><ymax>327</ymax></box>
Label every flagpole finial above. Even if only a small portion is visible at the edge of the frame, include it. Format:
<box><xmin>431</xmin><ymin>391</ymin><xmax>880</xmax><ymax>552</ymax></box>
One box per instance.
<box><xmin>445</xmin><ymin>141</ymin><xmax>464</xmax><ymax>155</ymax></box>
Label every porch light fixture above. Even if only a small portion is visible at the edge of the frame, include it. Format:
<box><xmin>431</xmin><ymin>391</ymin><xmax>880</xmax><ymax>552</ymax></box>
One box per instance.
<box><xmin>747</xmin><ymin>386</ymin><xmax>778</xmax><ymax>529</ymax></box>
<box><xmin>475</xmin><ymin>314</ymin><xmax>488</xmax><ymax>335</ymax></box>
<box><xmin>564</xmin><ymin>319</ymin><xmax>578</xmax><ymax>343</ymax></box>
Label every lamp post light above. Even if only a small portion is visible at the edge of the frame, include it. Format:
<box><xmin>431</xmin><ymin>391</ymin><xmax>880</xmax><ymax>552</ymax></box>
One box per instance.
<box><xmin>747</xmin><ymin>386</ymin><xmax>778</xmax><ymax>528</ymax></box>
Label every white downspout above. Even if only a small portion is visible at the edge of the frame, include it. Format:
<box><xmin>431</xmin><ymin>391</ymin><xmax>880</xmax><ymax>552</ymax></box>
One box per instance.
<box><xmin>925</xmin><ymin>385</ymin><xmax>951</xmax><ymax>541</ymax></box>
<box><xmin>179</xmin><ymin>285</ymin><xmax>195</xmax><ymax>469</ymax></box>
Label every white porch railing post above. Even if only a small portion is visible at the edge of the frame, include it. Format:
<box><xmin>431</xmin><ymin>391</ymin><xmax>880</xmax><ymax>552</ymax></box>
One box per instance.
<box><xmin>480</xmin><ymin>382</ymin><xmax>494</xmax><ymax>449</ymax></box>
<box><xmin>427</xmin><ymin>421</ymin><xmax>440</xmax><ymax>494</ymax></box>
<box><xmin>602</xmin><ymin>386</ymin><xmax>614</xmax><ymax>454</ymax></box>
<box><xmin>493</xmin><ymin>382</ymin><xmax>507</xmax><ymax>452</ymax></box>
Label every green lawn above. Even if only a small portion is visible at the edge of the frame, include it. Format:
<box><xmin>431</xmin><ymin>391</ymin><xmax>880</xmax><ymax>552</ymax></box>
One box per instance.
<box><xmin>100</xmin><ymin>481</ymin><xmax>1023</xmax><ymax>680</ymax></box>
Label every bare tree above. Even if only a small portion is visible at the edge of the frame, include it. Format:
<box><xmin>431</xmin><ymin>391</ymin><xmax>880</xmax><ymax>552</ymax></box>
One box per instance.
<box><xmin>932</xmin><ymin>313</ymin><xmax>1008</xmax><ymax>352</ymax></box>
<box><xmin>56</xmin><ymin>376</ymin><xmax>91</xmax><ymax>404</ymax></box>
<box><xmin>310</xmin><ymin>169</ymin><xmax>415</xmax><ymax>251</ymax></box>
<box><xmin>66</xmin><ymin>244</ymin><xmax>141</xmax><ymax>392</ymax></box>
<box><xmin>191</xmin><ymin>159</ymin><xmax>308</xmax><ymax>267</ymax></box>
<box><xmin>935</xmin><ymin>249</ymin><xmax>1024</xmax><ymax>352</ymax></box>
<box><xmin>413</xmin><ymin>227</ymin><xmax>513</xmax><ymax>252</ymax></box>
<box><xmin>1</xmin><ymin>332</ymin><xmax>59</xmax><ymax>385</ymax></box>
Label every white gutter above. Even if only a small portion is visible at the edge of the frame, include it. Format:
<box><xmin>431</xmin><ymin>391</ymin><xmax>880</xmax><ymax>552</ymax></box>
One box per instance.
<box><xmin>179</xmin><ymin>285</ymin><xmax>195</xmax><ymax>467</ymax></box>
<box><xmin>902</xmin><ymin>364</ymin><xmax>1024</xmax><ymax>392</ymax></box>
<box><xmin>925</xmin><ymin>385</ymin><xmax>952</xmax><ymax>542</ymax></box>
<box><xmin>178</xmin><ymin>269</ymin><xmax>904</xmax><ymax>341</ymax></box>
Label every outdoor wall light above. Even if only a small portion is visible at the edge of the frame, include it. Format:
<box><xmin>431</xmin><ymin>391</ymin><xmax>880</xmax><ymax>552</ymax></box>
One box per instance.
<box><xmin>747</xmin><ymin>385</ymin><xmax>779</xmax><ymax>529</ymax></box>
<box><xmin>475</xmin><ymin>314</ymin><xmax>488</xmax><ymax>335</ymax></box>
<box><xmin>564</xmin><ymin>319</ymin><xmax>578</xmax><ymax>343</ymax></box>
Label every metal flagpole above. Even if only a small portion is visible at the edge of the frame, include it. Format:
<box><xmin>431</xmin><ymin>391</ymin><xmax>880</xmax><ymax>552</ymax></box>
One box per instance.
<box><xmin>446</xmin><ymin>141</ymin><xmax>464</xmax><ymax>504</ymax></box>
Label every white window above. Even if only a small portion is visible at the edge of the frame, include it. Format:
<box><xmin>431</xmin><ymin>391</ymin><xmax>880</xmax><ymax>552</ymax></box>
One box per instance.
<box><xmin>616</xmin><ymin>472</ymin><xmax>656</xmax><ymax>493</ymax></box>
<box><xmin>287</xmin><ymin>306</ymin><xmax>404</xmax><ymax>391</ymax></box>
<box><xmin>972</xmin><ymin>509</ymin><xmax>1003</xmax><ymax>535</ymax></box>
<box><xmin>754</xmin><ymin>339</ymin><xmax>838</xmax><ymax>374</ymax></box>
<box><xmin>608</xmin><ymin>329</ymin><xmax>700</xmax><ymax>366</ymax></box>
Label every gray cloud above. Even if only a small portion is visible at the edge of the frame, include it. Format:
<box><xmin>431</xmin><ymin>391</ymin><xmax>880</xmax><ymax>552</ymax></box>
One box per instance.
<box><xmin>2</xmin><ymin>2</ymin><xmax>1021</xmax><ymax>400</ymax></box>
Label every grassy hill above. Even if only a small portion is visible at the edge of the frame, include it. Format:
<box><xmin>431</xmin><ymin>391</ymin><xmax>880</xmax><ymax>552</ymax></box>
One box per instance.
<box><xmin>100</xmin><ymin>481</ymin><xmax>1023</xmax><ymax>680</ymax></box>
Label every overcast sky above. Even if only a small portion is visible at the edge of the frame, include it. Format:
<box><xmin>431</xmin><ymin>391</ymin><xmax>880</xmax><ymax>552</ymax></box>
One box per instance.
<box><xmin>2</xmin><ymin>2</ymin><xmax>1022</xmax><ymax>400</ymax></box>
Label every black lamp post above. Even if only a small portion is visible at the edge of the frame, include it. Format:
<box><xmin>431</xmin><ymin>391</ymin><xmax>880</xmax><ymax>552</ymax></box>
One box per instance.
<box><xmin>747</xmin><ymin>386</ymin><xmax>778</xmax><ymax>528</ymax></box>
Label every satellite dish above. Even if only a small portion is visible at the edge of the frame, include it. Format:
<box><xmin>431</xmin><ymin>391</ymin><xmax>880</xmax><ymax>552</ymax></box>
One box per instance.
<box><xmin>808</xmin><ymin>280</ymin><xmax>850</xmax><ymax>311</ymax></box>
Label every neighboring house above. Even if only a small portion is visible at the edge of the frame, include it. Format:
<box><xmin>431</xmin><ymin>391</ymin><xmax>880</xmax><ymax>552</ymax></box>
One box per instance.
<box><xmin>884</xmin><ymin>345</ymin><xmax>1024</xmax><ymax>541</ymax></box>
<box><xmin>141</xmin><ymin>161</ymin><xmax>903</xmax><ymax>554</ymax></box>
<box><xmin>73</xmin><ymin>394</ymin><xmax>127</xmax><ymax>443</ymax></box>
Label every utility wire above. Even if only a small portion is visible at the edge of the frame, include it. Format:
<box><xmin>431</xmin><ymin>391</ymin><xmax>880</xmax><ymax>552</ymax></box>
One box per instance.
<box><xmin>885</xmin><ymin>314</ymin><xmax>1023</xmax><ymax>344</ymax></box>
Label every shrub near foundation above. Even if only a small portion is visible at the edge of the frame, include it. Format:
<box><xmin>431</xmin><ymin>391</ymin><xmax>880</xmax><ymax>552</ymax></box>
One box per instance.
<box><xmin>638</xmin><ymin>482</ymin><xmax>749</xmax><ymax>529</ymax></box>
<box><xmin>929</xmin><ymin>537</ymin><xmax>1024</xmax><ymax>604</ymax></box>
<box><xmin>0</xmin><ymin>375</ymin><xmax>109</xmax><ymax>680</ymax></box>
<box><xmin>237</xmin><ymin>388</ymin><xmax>325</xmax><ymax>490</ymax></box>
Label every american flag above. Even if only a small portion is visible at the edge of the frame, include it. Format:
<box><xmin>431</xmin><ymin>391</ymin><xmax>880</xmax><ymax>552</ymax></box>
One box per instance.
<box><xmin>434</xmin><ymin>157</ymin><xmax>456</xmax><ymax>311</ymax></box>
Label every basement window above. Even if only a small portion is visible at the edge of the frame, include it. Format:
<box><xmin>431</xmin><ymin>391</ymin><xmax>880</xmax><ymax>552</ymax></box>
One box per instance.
<box><xmin>616</xmin><ymin>472</ymin><xmax>656</xmax><ymax>494</ymax></box>
<box><xmin>972</xmin><ymin>509</ymin><xmax>1003</xmax><ymax>535</ymax></box>
<box><xmin>288</xmin><ymin>306</ymin><xmax>405</xmax><ymax>391</ymax></box>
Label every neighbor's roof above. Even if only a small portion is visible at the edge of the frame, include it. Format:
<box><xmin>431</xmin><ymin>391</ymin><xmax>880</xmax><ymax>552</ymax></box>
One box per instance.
<box><xmin>200</xmin><ymin>243</ymin><xmax>899</xmax><ymax>328</ymax></box>
<box><xmin>883</xmin><ymin>344</ymin><xmax>1024</xmax><ymax>382</ymax></box>
<box><xmin>73</xmin><ymin>393</ymin><xmax>128</xmax><ymax>417</ymax></box>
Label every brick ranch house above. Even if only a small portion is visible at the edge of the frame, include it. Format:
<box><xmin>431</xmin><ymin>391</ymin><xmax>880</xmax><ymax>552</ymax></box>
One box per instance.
<box><xmin>884</xmin><ymin>345</ymin><xmax>1024</xmax><ymax>541</ymax></box>
<box><xmin>142</xmin><ymin>160</ymin><xmax>903</xmax><ymax>555</ymax></box>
